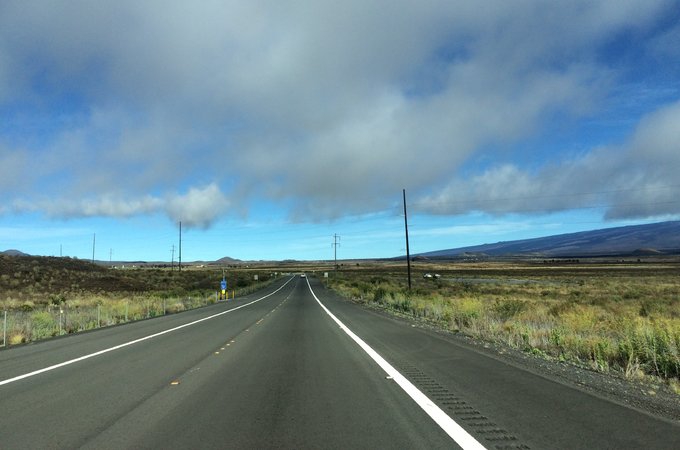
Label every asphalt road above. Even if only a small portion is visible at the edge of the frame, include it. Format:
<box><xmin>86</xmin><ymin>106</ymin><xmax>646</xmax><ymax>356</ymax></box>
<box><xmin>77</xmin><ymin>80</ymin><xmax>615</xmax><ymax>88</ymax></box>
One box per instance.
<box><xmin>1</xmin><ymin>275</ymin><xmax>679</xmax><ymax>449</ymax></box>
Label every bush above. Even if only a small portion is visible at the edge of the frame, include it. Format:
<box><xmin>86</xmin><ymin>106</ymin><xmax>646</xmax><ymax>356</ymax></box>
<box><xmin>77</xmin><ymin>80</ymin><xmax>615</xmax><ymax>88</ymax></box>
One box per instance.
<box><xmin>10</xmin><ymin>333</ymin><xmax>26</xmax><ymax>345</ymax></box>
<box><xmin>451</xmin><ymin>298</ymin><xmax>483</xmax><ymax>329</ymax></box>
<box><xmin>395</xmin><ymin>297</ymin><xmax>412</xmax><ymax>313</ymax></box>
<box><xmin>31</xmin><ymin>311</ymin><xmax>56</xmax><ymax>340</ymax></box>
<box><xmin>492</xmin><ymin>298</ymin><xmax>527</xmax><ymax>320</ymax></box>
<box><xmin>50</xmin><ymin>293</ymin><xmax>67</xmax><ymax>305</ymax></box>
<box><xmin>373</xmin><ymin>287</ymin><xmax>387</xmax><ymax>303</ymax></box>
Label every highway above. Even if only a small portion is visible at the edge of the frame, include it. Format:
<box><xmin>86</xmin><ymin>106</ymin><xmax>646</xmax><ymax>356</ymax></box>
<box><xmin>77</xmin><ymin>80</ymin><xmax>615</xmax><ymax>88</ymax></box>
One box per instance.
<box><xmin>1</xmin><ymin>275</ymin><xmax>678</xmax><ymax>449</ymax></box>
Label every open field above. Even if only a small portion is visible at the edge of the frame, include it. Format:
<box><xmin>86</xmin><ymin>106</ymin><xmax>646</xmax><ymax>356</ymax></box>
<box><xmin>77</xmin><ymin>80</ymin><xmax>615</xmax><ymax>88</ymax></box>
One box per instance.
<box><xmin>325</xmin><ymin>259</ymin><xmax>680</xmax><ymax>387</ymax></box>
<box><xmin>3</xmin><ymin>254</ymin><xmax>679</xmax><ymax>390</ymax></box>
<box><xmin>0</xmin><ymin>255</ymin><xmax>278</xmax><ymax>345</ymax></box>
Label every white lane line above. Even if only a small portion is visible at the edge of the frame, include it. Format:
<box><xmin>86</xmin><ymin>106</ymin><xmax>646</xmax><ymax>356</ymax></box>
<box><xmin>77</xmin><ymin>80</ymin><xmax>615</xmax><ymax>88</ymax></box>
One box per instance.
<box><xmin>0</xmin><ymin>277</ymin><xmax>295</xmax><ymax>387</ymax></box>
<box><xmin>305</xmin><ymin>278</ymin><xmax>486</xmax><ymax>450</ymax></box>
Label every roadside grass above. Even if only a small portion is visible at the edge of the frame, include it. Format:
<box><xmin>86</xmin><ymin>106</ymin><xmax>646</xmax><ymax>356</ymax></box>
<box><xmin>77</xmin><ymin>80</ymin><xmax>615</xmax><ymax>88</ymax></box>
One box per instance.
<box><xmin>327</xmin><ymin>262</ymin><xmax>680</xmax><ymax>384</ymax></box>
<box><xmin>3</xmin><ymin>283</ymin><xmax>275</xmax><ymax>344</ymax></box>
<box><xmin>1</xmin><ymin>255</ymin><xmax>277</xmax><ymax>345</ymax></box>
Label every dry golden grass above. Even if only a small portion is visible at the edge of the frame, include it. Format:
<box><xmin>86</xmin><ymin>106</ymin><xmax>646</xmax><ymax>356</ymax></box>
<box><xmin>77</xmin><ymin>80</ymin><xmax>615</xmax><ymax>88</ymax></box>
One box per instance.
<box><xmin>328</xmin><ymin>260</ymin><xmax>680</xmax><ymax>381</ymax></box>
<box><xmin>0</xmin><ymin>255</ymin><xmax>278</xmax><ymax>345</ymax></box>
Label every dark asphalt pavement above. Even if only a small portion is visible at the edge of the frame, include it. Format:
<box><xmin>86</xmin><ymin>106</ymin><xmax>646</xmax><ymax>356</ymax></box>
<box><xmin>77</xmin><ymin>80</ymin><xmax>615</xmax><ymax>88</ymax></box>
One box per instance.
<box><xmin>1</xmin><ymin>275</ymin><xmax>679</xmax><ymax>449</ymax></box>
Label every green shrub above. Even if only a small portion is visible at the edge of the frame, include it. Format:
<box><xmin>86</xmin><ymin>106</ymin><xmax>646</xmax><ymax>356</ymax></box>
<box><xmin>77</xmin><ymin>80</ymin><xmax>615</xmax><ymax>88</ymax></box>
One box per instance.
<box><xmin>549</xmin><ymin>327</ymin><xmax>565</xmax><ymax>349</ymax></box>
<box><xmin>395</xmin><ymin>297</ymin><xmax>412</xmax><ymax>313</ymax></box>
<box><xmin>492</xmin><ymin>298</ymin><xmax>527</xmax><ymax>320</ymax></box>
<box><xmin>49</xmin><ymin>293</ymin><xmax>67</xmax><ymax>305</ymax></box>
<box><xmin>373</xmin><ymin>287</ymin><xmax>387</xmax><ymax>303</ymax></box>
<box><xmin>31</xmin><ymin>311</ymin><xmax>56</xmax><ymax>340</ymax></box>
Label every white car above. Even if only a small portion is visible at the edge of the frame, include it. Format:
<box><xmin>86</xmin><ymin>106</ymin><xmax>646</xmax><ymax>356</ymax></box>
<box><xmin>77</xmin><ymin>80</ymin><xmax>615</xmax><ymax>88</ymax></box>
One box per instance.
<box><xmin>300</xmin><ymin>274</ymin><xmax>306</xmax><ymax>278</ymax></box>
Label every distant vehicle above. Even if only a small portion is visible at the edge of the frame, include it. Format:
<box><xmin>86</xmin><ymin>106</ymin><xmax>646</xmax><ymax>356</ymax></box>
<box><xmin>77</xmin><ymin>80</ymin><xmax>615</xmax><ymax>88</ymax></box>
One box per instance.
<box><xmin>300</xmin><ymin>274</ymin><xmax>306</xmax><ymax>278</ymax></box>
<box><xmin>423</xmin><ymin>273</ymin><xmax>441</xmax><ymax>279</ymax></box>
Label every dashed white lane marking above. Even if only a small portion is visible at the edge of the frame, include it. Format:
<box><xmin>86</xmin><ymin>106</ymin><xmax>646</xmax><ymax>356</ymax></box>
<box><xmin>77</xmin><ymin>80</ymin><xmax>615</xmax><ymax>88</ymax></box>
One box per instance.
<box><xmin>0</xmin><ymin>277</ymin><xmax>296</xmax><ymax>387</ymax></box>
<box><xmin>305</xmin><ymin>277</ymin><xmax>486</xmax><ymax>450</ymax></box>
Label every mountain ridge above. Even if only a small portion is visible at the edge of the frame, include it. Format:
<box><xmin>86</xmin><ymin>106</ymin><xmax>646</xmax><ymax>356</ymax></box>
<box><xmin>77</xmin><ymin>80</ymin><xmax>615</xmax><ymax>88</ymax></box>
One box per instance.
<box><xmin>419</xmin><ymin>221</ymin><xmax>680</xmax><ymax>259</ymax></box>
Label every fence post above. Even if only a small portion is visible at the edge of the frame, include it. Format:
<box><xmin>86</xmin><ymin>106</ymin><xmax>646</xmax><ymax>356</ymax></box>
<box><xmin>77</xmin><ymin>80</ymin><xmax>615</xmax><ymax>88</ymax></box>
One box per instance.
<box><xmin>59</xmin><ymin>309</ymin><xmax>63</xmax><ymax>335</ymax></box>
<box><xmin>97</xmin><ymin>305</ymin><xmax>101</xmax><ymax>328</ymax></box>
<box><xmin>125</xmin><ymin>301</ymin><xmax>128</xmax><ymax>322</ymax></box>
<box><xmin>2</xmin><ymin>310</ymin><xmax>6</xmax><ymax>347</ymax></box>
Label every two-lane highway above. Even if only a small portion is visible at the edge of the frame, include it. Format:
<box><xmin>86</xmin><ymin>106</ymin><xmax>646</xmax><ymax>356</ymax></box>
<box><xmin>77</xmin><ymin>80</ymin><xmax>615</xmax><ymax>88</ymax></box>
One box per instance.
<box><xmin>1</xmin><ymin>275</ymin><xmax>679</xmax><ymax>449</ymax></box>
<box><xmin>1</xmin><ymin>276</ymin><xmax>455</xmax><ymax>449</ymax></box>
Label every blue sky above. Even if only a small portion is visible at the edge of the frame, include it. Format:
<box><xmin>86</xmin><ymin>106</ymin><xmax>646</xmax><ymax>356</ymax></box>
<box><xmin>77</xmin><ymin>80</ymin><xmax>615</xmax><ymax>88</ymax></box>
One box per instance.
<box><xmin>1</xmin><ymin>1</ymin><xmax>680</xmax><ymax>262</ymax></box>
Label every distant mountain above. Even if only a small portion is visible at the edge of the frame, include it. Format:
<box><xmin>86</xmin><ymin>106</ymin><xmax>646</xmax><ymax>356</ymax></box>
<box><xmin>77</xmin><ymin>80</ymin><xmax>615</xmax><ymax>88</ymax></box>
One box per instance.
<box><xmin>420</xmin><ymin>221</ymin><xmax>680</xmax><ymax>258</ymax></box>
<box><xmin>216</xmin><ymin>256</ymin><xmax>243</xmax><ymax>264</ymax></box>
<box><xmin>1</xmin><ymin>249</ymin><xmax>30</xmax><ymax>257</ymax></box>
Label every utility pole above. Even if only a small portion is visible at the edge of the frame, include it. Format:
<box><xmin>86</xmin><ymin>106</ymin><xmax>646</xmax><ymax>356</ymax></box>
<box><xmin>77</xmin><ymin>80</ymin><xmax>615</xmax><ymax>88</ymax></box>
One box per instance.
<box><xmin>403</xmin><ymin>189</ymin><xmax>412</xmax><ymax>290</ymax></box>
<box><xmin>92</xmin><ymin>233</ymin><xmax>96</xmax><ymax>264</ymax></box>
<box><xmin>332</xmin><ymin>234</ymin><xmax>341</xmax><ymax>270</ymax></box>
<box><xmin>171</xmin><ymin>244</ymin><xmax>175</xmax><ymax>271</ymax></box>
<box><xmin>109</xmin><ymin>248</ymin><xmax>113</xmax><ymax>264</ymax></box>
<box><xmin>178</xmin><ymin>221</ymin><xmax>182</xmax><ymax>272</ymax></box>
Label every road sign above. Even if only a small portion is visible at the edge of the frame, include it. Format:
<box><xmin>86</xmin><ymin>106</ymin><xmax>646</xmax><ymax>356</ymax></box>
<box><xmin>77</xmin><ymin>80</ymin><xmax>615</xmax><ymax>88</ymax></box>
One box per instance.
<box><xmin>221</xmin><ymin>279</ymin><xmax>227</xmax><ymax>290</ymax></box>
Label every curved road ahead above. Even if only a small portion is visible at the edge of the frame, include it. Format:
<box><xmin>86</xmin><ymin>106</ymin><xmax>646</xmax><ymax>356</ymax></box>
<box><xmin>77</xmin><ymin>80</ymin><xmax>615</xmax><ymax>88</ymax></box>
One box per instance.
<box><xmin>1</xmin><ymin>275</ymin><xmax>678</xmax><ymax>449</ymax></box>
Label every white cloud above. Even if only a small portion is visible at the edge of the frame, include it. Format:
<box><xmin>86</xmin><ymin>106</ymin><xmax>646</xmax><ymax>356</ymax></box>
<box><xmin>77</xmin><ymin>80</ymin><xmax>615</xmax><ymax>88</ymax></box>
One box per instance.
<box><xmin>0</xmin><ymin>0</ymin><xmax>677</xmax><ymax>225</ymax></box>
<box><xmin>629</xmin><ymin>100</ymin><xmax>680</xmax><ymax>162</ymax></box>
<box><xmin>0</xmin><ymin>146</ymin><xmax>30</xmax><ymax>191</ymax></box>
<box><xmin>11</xmin><ymin>195</ymin><xmax>161</xmax><ymax>219</ymax></box>
<box><xmin>8</xmin><ymin>184</ymin><xmax>230</xmax><ymax>229</ymax></box>
<box><xmin>165</xmin><ymin>183</ymin><xmax>231</xmax><ymax>228</ymax></box>
<box><xmin>420</xmin><ymin>99</ymin><xmax>680</xmax><ymax>220</ymax></box>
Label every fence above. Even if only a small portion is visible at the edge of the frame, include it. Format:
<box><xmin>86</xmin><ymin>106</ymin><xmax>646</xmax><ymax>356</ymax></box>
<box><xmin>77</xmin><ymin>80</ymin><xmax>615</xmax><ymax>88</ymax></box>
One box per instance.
<box><xmin>1</xmin><ymin>277</ymin><xmax>278</xmax><ymax>348</ymax></box>
<box><xmin>1</xmin><ymin>295</ymin><xmax>217</xmax><ymax>347</ymax></box>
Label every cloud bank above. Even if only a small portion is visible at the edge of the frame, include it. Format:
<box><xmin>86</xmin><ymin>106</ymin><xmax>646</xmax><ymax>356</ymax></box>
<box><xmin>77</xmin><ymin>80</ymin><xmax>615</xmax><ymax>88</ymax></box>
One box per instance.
<box><xmin>419</xmin><ymin>99</ymin><xmax>680</xmax><ymax>218</ymax></box>
<box><xmin>1</xmin><ymin>0</ymin><xmax>679</xmax><ymax>227</ymax></box>
<box><xmin>9</xmin><ymin>184</ymin><xmax>227</xmax><ymax>229</ymax></box>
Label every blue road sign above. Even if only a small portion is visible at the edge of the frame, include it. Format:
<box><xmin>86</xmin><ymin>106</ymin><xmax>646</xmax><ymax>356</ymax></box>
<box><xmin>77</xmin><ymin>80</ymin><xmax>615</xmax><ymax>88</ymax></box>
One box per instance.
<box><xmin>221</xmin><ymin>279</ymin><xmax>227</xmax><ymax>290</ymax></box>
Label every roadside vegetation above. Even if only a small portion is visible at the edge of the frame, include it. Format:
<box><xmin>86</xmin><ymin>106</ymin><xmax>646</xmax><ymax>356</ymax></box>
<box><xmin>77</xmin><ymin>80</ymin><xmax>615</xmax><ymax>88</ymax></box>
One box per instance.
<box><xmin>0</xmin><ymin>255</ymin><xmax>275</xmax><ymax>345</ymax></box>
<box><xmin>326</xmin><ymin>261</ymin><xmax>680</xmax><ymax>390</ymax></box>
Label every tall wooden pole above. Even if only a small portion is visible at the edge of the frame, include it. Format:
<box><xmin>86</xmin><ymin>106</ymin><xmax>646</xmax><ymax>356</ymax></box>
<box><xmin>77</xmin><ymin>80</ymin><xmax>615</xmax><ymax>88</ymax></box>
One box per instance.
<box><xmin>403</xmin><ymin>189</ymin><xmax>412</xmax><ymax>290</ymax></box>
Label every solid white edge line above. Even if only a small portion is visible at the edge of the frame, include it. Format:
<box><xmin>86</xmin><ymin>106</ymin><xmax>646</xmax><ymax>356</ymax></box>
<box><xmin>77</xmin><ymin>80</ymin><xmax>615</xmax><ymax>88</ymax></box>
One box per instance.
<box><xmin>305</xmin><ymin>277</ymin><xmax>487</xmax><ymax>450</ymax></box>
<box><xmin>0</xmin><ymin>276</ymin><xmax>296</xmax><ymax>387</ymax></box>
